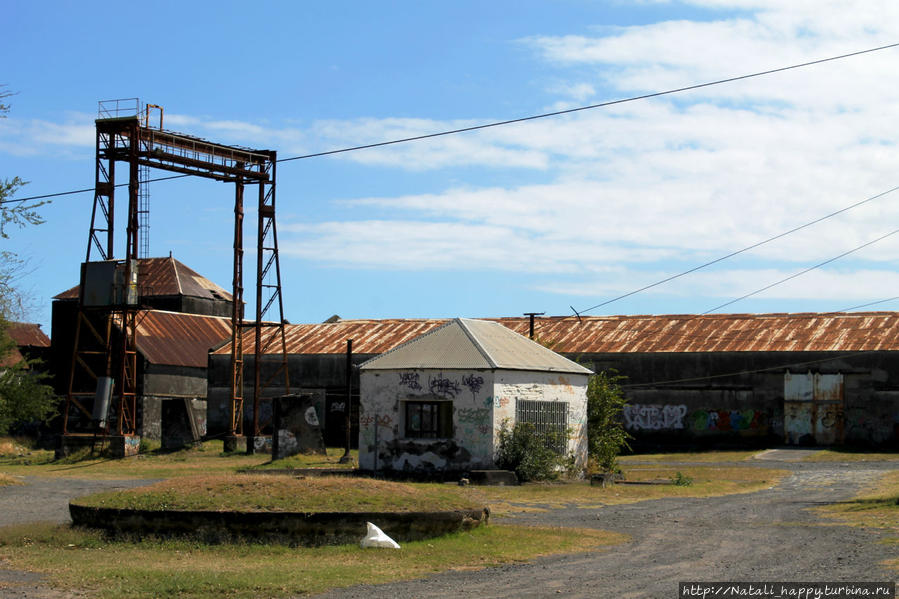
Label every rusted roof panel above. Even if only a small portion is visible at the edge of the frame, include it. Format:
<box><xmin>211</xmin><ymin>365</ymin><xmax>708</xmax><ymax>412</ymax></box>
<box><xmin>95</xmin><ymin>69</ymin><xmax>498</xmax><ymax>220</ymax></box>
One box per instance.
<box><xmin>132</xmin><ymin>310</ymin><xmax>231</xmax><ymax>367</ymax></box>
<box><xmin>54</xmin><ymin>257</ymin><xmax>231</xmax><ymax>302</ymax></box>
<box><xmin>6</xmin><ymin>323</ymin><xmax>50</xmax><ymax>348</ymax></box>
<box><xmin>215</xmin><ymin>312</ymin><xmax>899</xmax><ymax>356</ymax></box>
<box><xmin>213</xmin><ymin>318</ymin><xmax>448</xmax><ymax>355</ymax></box>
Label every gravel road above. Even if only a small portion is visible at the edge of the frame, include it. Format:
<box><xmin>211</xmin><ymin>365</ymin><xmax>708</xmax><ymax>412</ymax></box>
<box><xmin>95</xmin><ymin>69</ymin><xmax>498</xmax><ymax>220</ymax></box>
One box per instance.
<box><xmin>314</xmin><ymin>451</ymin><xmax>899</xmax><ymax>598</ymax></box>
<box><xmin>0</xmin><ymin>476</ymin><xmax>155</xmax><ymax>599</ymax></box>
<box><xmin>0</xmin><ymin>453</ymin><xmax>896</xmax><ymax>599</ymax></box>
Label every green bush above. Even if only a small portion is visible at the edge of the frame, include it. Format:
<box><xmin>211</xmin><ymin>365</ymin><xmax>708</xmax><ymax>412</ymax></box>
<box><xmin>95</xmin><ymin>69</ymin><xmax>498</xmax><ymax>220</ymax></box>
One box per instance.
<box><xmin>495</xmin><ymin>421</ymin><xmax>572</xmax><ymax>482</ymax></box>
<box><xmin>671</xmin><ymin>471</ymin><xmax>693</xmax><ymax>486</ymax></box>
<box><xmin>586</xmin><ymin>370</ymin><xmax>632</xmax><ymax>474</ymax></box>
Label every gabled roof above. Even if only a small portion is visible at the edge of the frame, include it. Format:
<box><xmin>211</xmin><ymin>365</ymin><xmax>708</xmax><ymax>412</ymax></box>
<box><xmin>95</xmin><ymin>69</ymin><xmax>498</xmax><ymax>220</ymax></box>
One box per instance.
<box><xmin>54</xmin><ymin>256</ymin><xmax>231</xmax><ymax>302</ymax></box>
<box><xmin>360</xmin><ymin>318</ymin><xmax>593</xmax><ymax>375</ymax></box>
<box><xmin>6</xmin><ymin>323</ymin><xmax>50</xmax><ymax>348</ymax></box>
<box><xmin>131</xmin><ymin>310</ymin><xmax>231</xmax><ymax>368</ymax></box>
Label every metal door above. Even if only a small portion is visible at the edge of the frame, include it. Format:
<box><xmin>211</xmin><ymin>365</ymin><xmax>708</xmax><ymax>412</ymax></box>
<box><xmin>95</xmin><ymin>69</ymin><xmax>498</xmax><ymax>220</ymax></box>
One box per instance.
<box><xmin>783</xmin><ymin>371</ymin><xmax>844</xmax><ymax>445</ymax></box>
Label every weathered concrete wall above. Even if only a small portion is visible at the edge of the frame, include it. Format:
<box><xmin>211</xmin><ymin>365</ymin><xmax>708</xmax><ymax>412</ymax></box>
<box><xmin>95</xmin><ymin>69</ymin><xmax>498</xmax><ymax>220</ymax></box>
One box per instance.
<box><xmin>69</xmin><ymin>503</ymin><xmax>488</xmax><ymax>546</ymax></box>
<box><xmin>493</xmin><ymin>370</ymin><xmax>589</xmax><ymax>469</ymax></box>
<box><xmin>359</xmin><ymin>369</ymin><xmax>496</xmax><ymax>473</ymax></box>
<box><xmin>272</xmin><ymin>394</ymin><xmax>326</xmax><ymax>459</ymax></box>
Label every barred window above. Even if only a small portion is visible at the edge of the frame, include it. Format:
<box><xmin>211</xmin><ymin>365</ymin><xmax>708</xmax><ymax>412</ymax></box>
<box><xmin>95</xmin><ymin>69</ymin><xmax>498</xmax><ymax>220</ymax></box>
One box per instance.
<box><xmin>516</xmin><ymin>399</ymin><xmax>569</xmax><ymax>454</ymax></box>
<box><xmin>405</xmin><ymin>401</ymin><xmax>453</xmax><ymax>439</ymax></box>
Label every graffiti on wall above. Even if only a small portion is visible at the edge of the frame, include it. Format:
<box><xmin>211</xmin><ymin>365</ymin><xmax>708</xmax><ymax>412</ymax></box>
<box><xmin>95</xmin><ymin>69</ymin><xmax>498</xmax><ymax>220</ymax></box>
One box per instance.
<box><xmin>360</xmin><ymin>414</ymin><xmax>393</xmax><ymax>428</ymax></box>
<box><xmin>428</xmin><ymin>375</ymin><xmax>461</xmax><ymax>398</ymax></box>
<box><xmin>623</xmin><ymin>404</ymin><xmax>688</xmax><ymax>430</ymax></box>
<box><xmin>462</xmin><ymin>374</ymin><xmax>484</xmax><ymax>396</ymax></box>
<box><xmin>457</xmin><ymin>407</ymin><xmax>490</xmax><ymax>424</ymax></box>
<box><xmin>398</xmin><ymin>372</ymin><xmax>422</xmax><ymax>391</ymax></box>
<box><xmin>690</xmin><ymin>409</ymin><xmax>763</xmax><ymax>432</ymax></box>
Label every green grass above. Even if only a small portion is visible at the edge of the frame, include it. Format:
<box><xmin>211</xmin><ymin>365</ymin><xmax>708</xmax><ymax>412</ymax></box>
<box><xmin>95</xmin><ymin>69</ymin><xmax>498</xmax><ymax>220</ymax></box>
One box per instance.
<box><xmin>0</xmin><ymin>522</ymin><xmax>628</xmax><ymax>599</ymax></box>
<box><xmin>249</xmin><ymin>447</ymin><xmax>358</xmax><ymax>471</ymax></box>
<box><xmin>73</xmin><ymin>475</ymin><xmax>487</xmax><ymax>513</ymax></box>
<box><xmin>618</xmin><ymin>450</ymin><xmax>763</xmax><ymax>463</ymax></box>
<box><xmin>0</xmin><ymin>439</ymin><xmax>271</xmax><ymax>479</ymax></box>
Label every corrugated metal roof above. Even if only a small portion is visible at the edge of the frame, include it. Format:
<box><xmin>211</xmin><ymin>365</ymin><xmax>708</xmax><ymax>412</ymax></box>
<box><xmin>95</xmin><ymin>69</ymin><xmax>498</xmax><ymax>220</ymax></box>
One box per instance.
<box><xmin>6</xmin><ymin>323</ymin><xmax>50</xmax><ymax>348</ymax></box>
<box><xmin>54</xmin><ymin>257</ymin><xmax>232</xmax><ymax>302</ymax></box>
<box><xmin>360</xmin><ymin>318</ymin><xmax>593</xmax><ymax>374</ymax></box>
<box><xmin>131</xmin><ymin>310</ymin><xmax>231</xmax><ymax>367</ymax></box>
<box><xmin>491</xmin><ymin>313</ymin><xmax>899</xmax><ymax>353</ymax></box>
<box><xmin>212</xmin><ymin>318</ymin><xmax>448</xmax><ymax>355</ymax></box>
<box><xmin>214</xmin><ymin>312</ymin><xmax>899</xmax><ymax>356</ymax></box>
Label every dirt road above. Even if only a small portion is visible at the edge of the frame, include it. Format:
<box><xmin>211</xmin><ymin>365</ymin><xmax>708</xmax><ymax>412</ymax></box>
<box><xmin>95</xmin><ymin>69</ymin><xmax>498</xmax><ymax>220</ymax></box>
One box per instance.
<box><xmin>315</xmin><ymin>452</ymin><xmax>898</xmax><ymax>598</ymax></box>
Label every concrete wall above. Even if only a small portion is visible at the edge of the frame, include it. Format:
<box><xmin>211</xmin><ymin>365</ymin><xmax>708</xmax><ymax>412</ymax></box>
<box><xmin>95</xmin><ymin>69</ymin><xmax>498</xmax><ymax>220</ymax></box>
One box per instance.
<box><xmin>359</xmin><ymin>369</ymin><xmax>497</xmax><ymax>473</ymax></box>
<box><xmin>493</xmin><ymin>370</ymin><xmax>589</xmax><ymax>469</ymax></box>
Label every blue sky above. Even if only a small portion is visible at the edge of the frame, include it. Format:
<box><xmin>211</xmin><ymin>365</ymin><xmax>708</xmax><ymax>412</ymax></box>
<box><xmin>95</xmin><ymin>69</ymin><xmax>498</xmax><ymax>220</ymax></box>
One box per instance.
<box><xmin>4</xmin><ymin>0</ymin><xmax>899</xmax><ymax>329</ymax></box>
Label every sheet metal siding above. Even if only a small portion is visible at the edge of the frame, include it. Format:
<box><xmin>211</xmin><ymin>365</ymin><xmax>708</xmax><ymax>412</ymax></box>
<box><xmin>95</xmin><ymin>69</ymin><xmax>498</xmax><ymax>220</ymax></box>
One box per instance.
<box><xmin>134</xmin><ymin>311</ymin><xmax>231</xmax><ymax>368</ymax></box>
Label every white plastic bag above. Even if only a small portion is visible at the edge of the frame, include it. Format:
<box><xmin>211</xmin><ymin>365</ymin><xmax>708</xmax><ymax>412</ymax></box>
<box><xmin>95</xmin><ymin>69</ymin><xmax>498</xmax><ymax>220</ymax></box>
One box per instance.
<box><xmin>360</xmin><ymin>521</ymin><xmax>401</xmax><ymax>549</ymax></box>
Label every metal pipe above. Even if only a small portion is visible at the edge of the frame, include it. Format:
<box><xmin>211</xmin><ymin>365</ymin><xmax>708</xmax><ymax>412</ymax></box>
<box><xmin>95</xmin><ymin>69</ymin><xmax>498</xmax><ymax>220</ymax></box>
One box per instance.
<box><xmin>339</xmin><ymin>339</ymin><xmax>353</xmax><ymax>464</ymax></box>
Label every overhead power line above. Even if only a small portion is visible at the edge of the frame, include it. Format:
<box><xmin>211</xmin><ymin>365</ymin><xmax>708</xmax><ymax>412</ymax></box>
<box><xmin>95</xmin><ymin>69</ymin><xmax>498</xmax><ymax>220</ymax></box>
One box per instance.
<box><xmin>701</xmin><ymin>228</ymin><xmax>899</xmax><ymax>314</ymax></box>
<box><xmin>4</xmin><ymin>41</ymin><xmax>899</xmax><ymax>207</ymax></box>
<box><xmin>572</xmin><ymin>184</ymin><xmax>899</xmax><ymax>316</ymax></box>
<box><xmin>834</xmin><ymin>296</ymin><xmax>899</xmax><ymax>312</ymax></box>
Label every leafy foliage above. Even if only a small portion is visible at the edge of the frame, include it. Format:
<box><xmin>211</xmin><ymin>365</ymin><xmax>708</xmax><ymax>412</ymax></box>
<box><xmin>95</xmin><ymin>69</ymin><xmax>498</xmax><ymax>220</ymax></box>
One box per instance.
<box><xmin>0</xmin><ymin>88</ymin><xmax>56</xmax><ymax>434</ymax></box>
<box><xmin>495</xmin><ymin>420</ymin><xmax>573</xmax><ymax>482</ymax></box>
<box><xmin>0</xmin><ymin>88</ymin><xmax>46</xmax><ymax>240</ymax></box>
<box><xmin>586</xmin><ymin>370</ymin><xmax>632</xmax><ymax>474</ymax></box>
<box><xmin>671</xmin><ymin>471</ymin><xmax>694</xmax><ymax>486</ymax></box>
<box><xmin>0</xmin><ymin>321</ymin><xmax>56</xmax><ymax>435</ymax></box>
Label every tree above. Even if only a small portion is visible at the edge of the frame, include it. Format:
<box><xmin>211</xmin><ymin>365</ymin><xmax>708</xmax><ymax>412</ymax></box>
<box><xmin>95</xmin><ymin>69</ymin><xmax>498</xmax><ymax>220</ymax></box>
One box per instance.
<box><xmin>586</xmin><ymin>370</ymin><xmax>632</xmax><ymax>474</ymax></box>
<box><xmin>0</xmin><ymin>87</ymin><xmax>56</xmax><ymax>434</ymax></box>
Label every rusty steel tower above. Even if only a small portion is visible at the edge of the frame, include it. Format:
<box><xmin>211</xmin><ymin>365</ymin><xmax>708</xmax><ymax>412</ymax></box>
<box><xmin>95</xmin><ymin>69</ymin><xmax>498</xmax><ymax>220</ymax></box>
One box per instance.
<box><xmin>62</xmin><ymin>99</ymin><xmax>289</xmax><ymax>455</ymax></box>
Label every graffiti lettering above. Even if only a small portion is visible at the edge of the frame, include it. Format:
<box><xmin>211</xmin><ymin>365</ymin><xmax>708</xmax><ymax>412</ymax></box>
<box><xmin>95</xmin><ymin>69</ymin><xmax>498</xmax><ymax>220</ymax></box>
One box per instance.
<box><xmin>360</xmin><ymin>414</ymin><xmax>393</xmax><ymax>428</ymax></box>
<box><xmin>623</xmin><ymin>404</ymin><xmax>688</xmax><ymax>430</ymax></box>
<box><xmin>399</xmin><ymin>372</ymin><xmax>422</xmax><ymax>391</ymax></box>
<box><xmin>462</xmin><ymin>374</ymin><xmax>485</xmax><ymax>396</ymax></box>
<box><xmin>329</xmin><ymin>401</ymin><xmax>345</xmax><ymax>412</ymax></box>
<box><xmin>493</xmin><ymin>396</ymin><xmax>510</xmax><ymax>409</ymax></box>
<box><xmin>457</xmin><ymin>407</ymin><xmax>490</xmax><ymax>424</ymax></box>
<box><xmin>429</xmin><ymin>376</ymin><xmax>461</xmax><ymax>398</ymax></box>
<box><xmin>690</xmin><ymin>409</ymin><xmax>762</xmax><ymax>432</ymax></box>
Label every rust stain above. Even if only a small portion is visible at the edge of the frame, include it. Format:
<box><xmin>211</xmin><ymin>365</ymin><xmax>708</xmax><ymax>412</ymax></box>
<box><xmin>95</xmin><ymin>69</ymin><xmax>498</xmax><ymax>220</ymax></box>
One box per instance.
<box><xmin>214</xmin><ymin>312</ymin><xmax>899</xmax><ymax>356</ymax></box>
<box><xmin>130</xmin><ymin>310</ymin><xmax>231</xmax><ymax>368</ymax></box>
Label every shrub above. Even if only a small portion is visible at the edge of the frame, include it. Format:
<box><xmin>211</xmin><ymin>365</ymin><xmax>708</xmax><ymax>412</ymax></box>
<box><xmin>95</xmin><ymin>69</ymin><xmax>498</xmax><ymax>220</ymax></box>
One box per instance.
<box><xmin>671</xmin><ymin>471</ymin><xmax>693</xmax><ymax>486</ymax></box>
<box><xmin>586</xmin><ymin>370</ymin><xmax>632</xmax><ymax>474</ymax></box>
<box><xmin>495</xmin><ymin>421</ymin><xmax>572</xmax><ymax>482</ymax></box>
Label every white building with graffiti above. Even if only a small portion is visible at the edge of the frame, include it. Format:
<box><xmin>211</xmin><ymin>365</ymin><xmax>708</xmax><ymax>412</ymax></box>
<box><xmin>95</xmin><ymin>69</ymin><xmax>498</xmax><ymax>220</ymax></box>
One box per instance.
<box><xmin>357</xmin><ymin>318</ymin><xmax>592</xmax><ymax>474</ymax></box>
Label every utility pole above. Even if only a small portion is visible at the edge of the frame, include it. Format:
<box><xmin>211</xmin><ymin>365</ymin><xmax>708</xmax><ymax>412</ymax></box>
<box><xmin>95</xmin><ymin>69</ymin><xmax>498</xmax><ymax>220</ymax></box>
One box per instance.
<box><xmin>523</xmin><ymin>312</ymin><xmax>545</xmax><ymax>339</ymax></box>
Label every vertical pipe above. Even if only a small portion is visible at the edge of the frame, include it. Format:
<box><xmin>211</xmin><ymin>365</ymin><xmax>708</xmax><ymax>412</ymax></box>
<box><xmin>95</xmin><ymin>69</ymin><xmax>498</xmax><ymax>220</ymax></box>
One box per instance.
<box><xmin>340</xmin><ymin>339</ymin><xmax>353</xmax><ymax>463</ymax></box>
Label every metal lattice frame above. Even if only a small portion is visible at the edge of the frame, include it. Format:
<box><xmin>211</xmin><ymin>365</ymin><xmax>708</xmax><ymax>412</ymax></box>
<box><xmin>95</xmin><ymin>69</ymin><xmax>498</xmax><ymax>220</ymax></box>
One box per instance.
<box><xmin>64</xmin><ymin>100</ymin><xmax>290</xmax><ymax>446</ymax></box>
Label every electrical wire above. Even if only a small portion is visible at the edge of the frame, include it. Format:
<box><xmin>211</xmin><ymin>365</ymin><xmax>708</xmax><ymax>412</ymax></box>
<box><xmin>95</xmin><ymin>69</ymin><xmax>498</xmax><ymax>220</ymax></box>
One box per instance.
<box><xmin>4</xmin><ymin>41</ymin><xmax>899</xmax><ymax>207</ymax></box>
<box><xmin>833</xmin><ymin>296</ymin><xmax>899</xmax><ymax>312</ymax></box>
<box><xmin>700</xmin><ymin>228</ymin><xmax>899</xmax><ymax>314</ymax></box>
<box><xmin>620</xmin><ymin>351</ymin><xmax>871</xmax><ymax>388</ymax></box>
<box><xmin>572</xmin><ymin>184</ymin><xmax>899</xmax><ymax>316</ymax></box>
